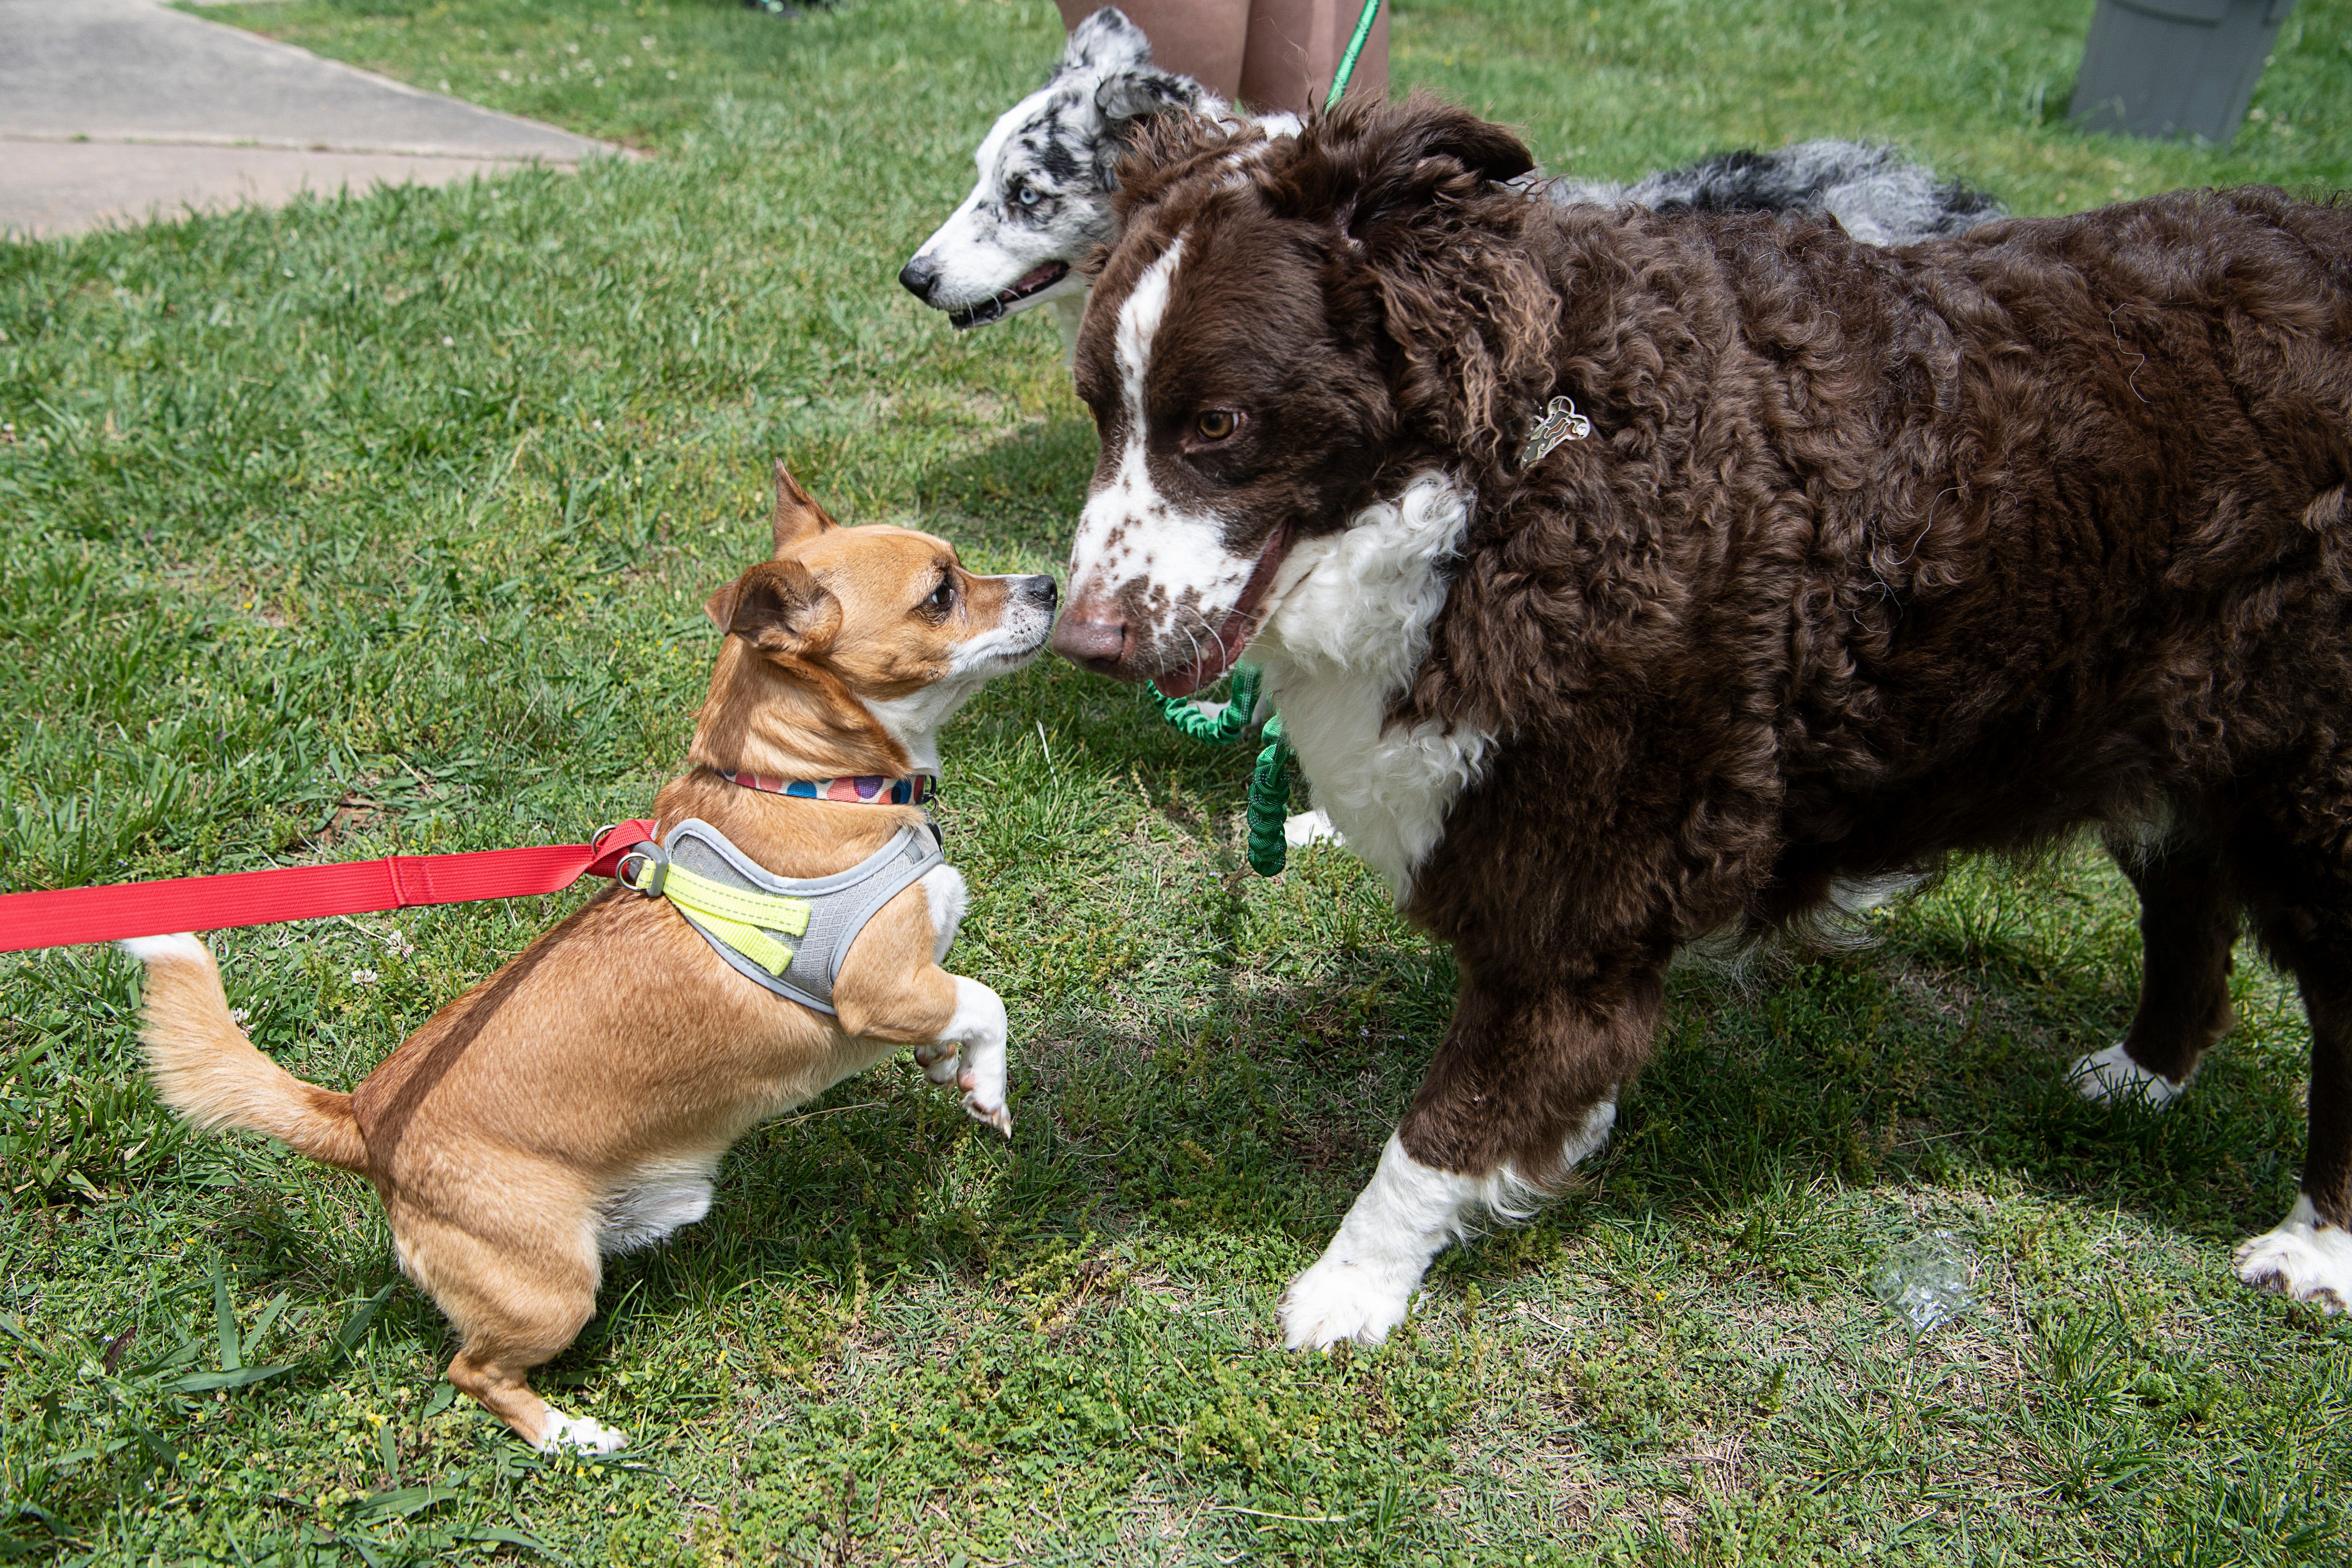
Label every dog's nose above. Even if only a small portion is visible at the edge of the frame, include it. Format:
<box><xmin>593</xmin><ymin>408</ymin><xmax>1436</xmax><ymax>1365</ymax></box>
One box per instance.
<box><xmin>1051</xmin><ymin>612</ymin><xmax>1127</xmax><ymax>674</ymax></box>
<box><xmin>898</xmin><ymin>256</ymin><xmax>938</xmax><ymax>303</ymax></box>
<box><xmin>1023</xmin><ymin>575</ymin><xmax>1059</xmax><ymax>611</ymax></box>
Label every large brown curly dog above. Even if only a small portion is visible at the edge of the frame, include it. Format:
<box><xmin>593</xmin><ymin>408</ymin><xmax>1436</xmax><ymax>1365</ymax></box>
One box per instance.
<box><xmin>1048</xmin><ymin>95</ymin><xmax>2352</xmax><ymax>1344</ymax></box>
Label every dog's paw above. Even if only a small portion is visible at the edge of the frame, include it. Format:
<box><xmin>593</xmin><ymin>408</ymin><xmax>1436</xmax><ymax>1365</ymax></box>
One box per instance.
<box><xmin>1278</xmin><ymin>1255</ymin><xmax>1417</xmax><ymax>1350</ymax></box>
<box><xmin>961</xmin><ymin>1087</ymin><xmax>1012</xmax><ymax>1137</ymax></box>
<box><xmin>543</xmin><ymin>1413</ymin><xmax>630</xmax><ymax>1455</ymax></box>
<box><xmin>913</xmin><ymin>1043</ymin><xmax>962</xmax><ymax>1084</ymax></box>
<box><xmin>1284</xmin><ymin>809</ymin><xmax>1344</xmax><ymax>849</ymax></box>
<box><xmin>957</xmin><ymin>1060</ymin><xmax>1011</xmax><ymax>1136</ymax></box>
<box><xmin>2233</xmin><ymin>1198</ymin><xmax>2352</xmax><ymax>1312</ymax></box>
<box><xmin>2066</xmin><ymin>1042</ymin><xmax>2184</xmax><ymax>1109</ymax></box>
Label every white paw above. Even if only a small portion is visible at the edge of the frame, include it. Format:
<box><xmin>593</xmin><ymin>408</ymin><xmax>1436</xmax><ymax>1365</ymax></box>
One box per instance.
<box><xmin>961</xmin><ymin>1079</ymin><xmax>1012</xmax><ymax>1137</ymax></box>
<box><xmin>913</xmin><ymin>1043</ymin><xmax>962</xmax><ymax>1084</ymax></box>
<box><xmin>2066</xmin><ymin>1042</ymin><xmax>2184</xmax><ymax>1109</ymax></box>
<box><xmin>543</xmin><ymin>1413</ymin><xmax>630</xmax><ymax>1454</ymax></box>
<box><xmin>2233</xmin><ymin>1197</ymin><xmax>2352</xmax><ymax>1312</ymax></box>
<box><xmin>944</xmin><ymin>977</ymin><xmax>1010</xmax><ymax>1137</ymax></box>
<box><xmin>1278</xmin><ymin>1253</ymin><xmax>1419</xmax><ymax>1350</ymax></box>
<box><xmin>1283</xmin><ymin>809</ymin><xmax>1344</xmax><ymax>849</ymax></box>
<box><xmin>1278</xmin><ymin>1134</ymin><xmax>1484</xmax><ymax>1350</ymax></box>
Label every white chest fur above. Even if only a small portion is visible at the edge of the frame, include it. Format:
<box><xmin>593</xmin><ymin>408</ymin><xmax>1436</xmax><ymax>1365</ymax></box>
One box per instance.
<box><xmin>1250</xmin><ymin>473</ymin><xmax>1493</xmax><ymax>903</ymax></box>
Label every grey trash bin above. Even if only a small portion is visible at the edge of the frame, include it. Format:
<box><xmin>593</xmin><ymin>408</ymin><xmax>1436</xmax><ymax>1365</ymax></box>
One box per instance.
<box><xmin>2068</xmin><ymin>0</ymin><xmax>2297</xmax><ymax>145</ymax></box>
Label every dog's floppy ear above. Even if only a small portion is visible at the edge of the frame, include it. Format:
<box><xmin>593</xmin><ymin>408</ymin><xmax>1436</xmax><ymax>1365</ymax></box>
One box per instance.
<box><xmin>1095</xmin><ymin>67</ymin><xmax>1212</xmax><ymax>187</ymax></box>
<box><xmin>704</xmin><ymin>560</ymin><xmax>842</xmax><ymax>657</ymax></box>
<box><xmin>771</xmin><ymin>460</ymin><xmax>841</xmax><ymax>556</ymax></box>
<box><xmin>1062</xmin><ymin>7</ymin><xmax>1152</xmax><ymax>74</ymax></box>
<box><xmin>1291</xmin><ymin>95</ymin><xmax>1535</xmax><ymax>235</ymax></box>
<box><xmin>1096</xmin><ymin>66</ymin><xmax>1207</xmax><ymax>132</ymax></box>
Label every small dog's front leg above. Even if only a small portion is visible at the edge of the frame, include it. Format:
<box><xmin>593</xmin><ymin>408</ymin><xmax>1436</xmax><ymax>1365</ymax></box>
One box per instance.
<box><xmin>934</xmin><ymin>975</ymin><xmax>1011</xmax><ymax>1135</ymax></box>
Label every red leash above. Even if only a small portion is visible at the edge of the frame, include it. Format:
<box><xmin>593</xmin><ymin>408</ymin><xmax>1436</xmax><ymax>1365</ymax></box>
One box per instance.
<box><xmin>0</xmin><ymin>820</ymin><xmax>658</xmax><ymax>954</ymax></box>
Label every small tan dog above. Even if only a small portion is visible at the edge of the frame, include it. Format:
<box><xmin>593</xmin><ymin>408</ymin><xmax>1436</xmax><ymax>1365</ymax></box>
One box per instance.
<box><xmin>122</xmin><ymin>465</ymin><xmax>1054</xmax><ymax>1452</ymax></box>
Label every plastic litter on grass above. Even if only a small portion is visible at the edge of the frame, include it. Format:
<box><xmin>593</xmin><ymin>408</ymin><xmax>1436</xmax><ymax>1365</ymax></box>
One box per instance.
<box><xmin>1872</xmin><ymin>1231</ymin><xmax>1976</xmax><ymax>1332</ymax></box>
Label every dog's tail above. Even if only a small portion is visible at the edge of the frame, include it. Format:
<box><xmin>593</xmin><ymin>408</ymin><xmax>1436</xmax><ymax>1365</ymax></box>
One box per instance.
<box><xmin>121</xmin><ymin>934</ymin><xmax>369</xmax><ymax>1172</ymax></box>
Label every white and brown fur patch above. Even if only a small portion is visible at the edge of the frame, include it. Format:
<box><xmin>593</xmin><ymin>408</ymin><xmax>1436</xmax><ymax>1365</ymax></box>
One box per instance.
<box><xmin>1056</xmin><ymin>97</ymin><xmax>2352</xmax><ymax>1350</ymax></box>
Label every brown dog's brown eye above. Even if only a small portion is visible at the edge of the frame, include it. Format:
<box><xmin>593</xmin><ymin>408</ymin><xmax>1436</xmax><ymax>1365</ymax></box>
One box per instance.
<box><xmin>927</xmin><ymin>579</ymin><xmax>956</xmax><ymax>613</ymax></box>
<box><xmin>1194</xmin><ymin>409</ymin><xmax>1240</xmax><ymax>442</ymax></box>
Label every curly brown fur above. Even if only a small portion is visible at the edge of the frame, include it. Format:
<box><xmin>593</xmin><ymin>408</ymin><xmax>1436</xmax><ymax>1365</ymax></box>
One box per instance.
<box><xmin>1061</xmin><ymin>95</ymin><xmax>2352</xmax><ymax>1335</ymax></box>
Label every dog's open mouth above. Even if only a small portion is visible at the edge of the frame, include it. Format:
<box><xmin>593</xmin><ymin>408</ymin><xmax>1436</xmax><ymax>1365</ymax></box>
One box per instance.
<box><xmin>1152</xmin><ymin>524</ymin><xmax>1295</xmax><ymax>699</ymax></box>
<box><xmin>946</xmin><ymin>262</ymin><xmax>1072</xmax><ymax>329</ymax></box>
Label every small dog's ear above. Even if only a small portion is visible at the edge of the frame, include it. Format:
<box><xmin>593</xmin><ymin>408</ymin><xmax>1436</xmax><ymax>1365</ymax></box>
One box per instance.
<box><xmin>771</xmin><ymin>460</ymin><xmax>841</xmax><ymax>556</ymax></box>
<box><xmin>704</xmin><ymin>579</ymin><xmax>744</xmax><ymax>633</ymax></box>
<box><xmin>1096</xmin><ymin>66</ymin><xmax>1205</xmax><ymax>134</ymax></box>
<box><xmin>707</xmin><ymin>561</ymin><xmax>842</xmax><ymax>656</ymax></box>
<box><xmin>1063</xmin><ymin>6</ymin><xmax>1152</xmax><ymax>74</ymax></box>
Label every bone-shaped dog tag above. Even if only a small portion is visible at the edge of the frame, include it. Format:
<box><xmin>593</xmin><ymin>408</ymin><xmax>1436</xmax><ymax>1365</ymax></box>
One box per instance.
<box><xmin>1518</xmin><ymin>394</ymin><xmax>1593</xmax><ymax>469</ymax></box>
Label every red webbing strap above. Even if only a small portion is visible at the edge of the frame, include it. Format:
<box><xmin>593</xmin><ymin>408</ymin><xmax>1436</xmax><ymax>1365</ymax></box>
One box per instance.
<box><xmin>0</xmin><ymin>820</ymin><xmax>659</xmax><ymax>954</ymax></box>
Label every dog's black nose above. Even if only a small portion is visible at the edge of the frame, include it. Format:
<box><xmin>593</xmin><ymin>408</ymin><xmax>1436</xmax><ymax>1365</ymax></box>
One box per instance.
<box><xmin>1023</xmin><ymin>575</ymin><xmax>1059</xmax><ymax>611</ymax></box>
<box><xmin>898</xmin><ymin>256</ymin><xmax>938</xmax><ymax>303</ymax></box>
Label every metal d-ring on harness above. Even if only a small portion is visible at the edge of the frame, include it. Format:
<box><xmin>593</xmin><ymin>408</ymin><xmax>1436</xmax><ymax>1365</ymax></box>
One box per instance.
<box><xmin>617</xmin><ymin>817</ymin><xmax>946</xmax><ymax>1016</ymax></box>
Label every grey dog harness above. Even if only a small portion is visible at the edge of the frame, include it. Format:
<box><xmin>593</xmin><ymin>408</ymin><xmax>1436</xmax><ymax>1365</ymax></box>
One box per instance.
<box><xmin>620</xmin><ymin>817</ymin><xmax>946</xmax><ymax>1016</ymax></box>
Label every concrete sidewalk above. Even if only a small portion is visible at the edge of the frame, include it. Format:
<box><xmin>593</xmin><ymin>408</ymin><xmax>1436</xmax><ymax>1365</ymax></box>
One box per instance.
<box><xmin>1</xmin><ymin>0</ymin><xmax>623</xmax><ymax>240</ymax></box>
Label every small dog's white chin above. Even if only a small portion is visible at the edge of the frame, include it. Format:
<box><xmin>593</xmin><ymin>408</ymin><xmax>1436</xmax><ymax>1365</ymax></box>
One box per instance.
<box><xmin>2066</xmin><ymin>1042</ymin><xmax>2184</xmax><ymax>1109</ymax></box>
<box><xmin>544</xmin><ymin>1413</ymin><xmax>630</xmax><ymax>1454</ymax></box>
<box><xmin>1279</xmin><ymin>1255</ymin><xmax>1419</xmax><ymax>1350</ymax></box>
<box><xmin>2234</xmin><ymin>1197</ymin><xmax>2352</xmax><ymax>1312</ymax></box>
<box><xmin>951</xmin><ymin>638</ymin><xmax>1048</xmax><ymax>679</ymax></box>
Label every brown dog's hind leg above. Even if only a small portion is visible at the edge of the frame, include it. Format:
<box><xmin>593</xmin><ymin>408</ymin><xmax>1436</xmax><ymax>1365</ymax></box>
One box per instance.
<box><xmin>393</xmin><ymin>1208</ymin><xmax>624</xmax><ymax>1452</ymax></box>
<box><xmin>1279</xmin><ymin>962</ymin><xmax>1664</xmax><ymax>1350</ymax></box>
<box><xmin>2233</xmin><ymin>844</ymin><xmax>2352</xmax><ymax>1311</ymax></box>
<box><xmin>2068</xmin><ymin>831</ymin><xmax>2240</xmax><ymax>1107</ymax></box>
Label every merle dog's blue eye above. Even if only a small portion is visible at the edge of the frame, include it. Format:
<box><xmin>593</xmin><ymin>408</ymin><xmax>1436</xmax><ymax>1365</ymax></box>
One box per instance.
<box><xmin>1015</xmin><ymin>185</ymin><xmax>1043</xmax><ymax>208</ymax></box>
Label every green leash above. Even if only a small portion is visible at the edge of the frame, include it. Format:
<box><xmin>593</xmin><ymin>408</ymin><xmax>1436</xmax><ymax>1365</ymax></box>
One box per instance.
<box><xmin>1144</xmin><ymin>10</ymin><xmax>1381</xmax><ymax>869</ymax></box>
<box><xmin>1324</xmin><ymin>0</ymin><xmax>1384</xmax><ymax>113</ymax></box>
<box><xmin>1148</xmin><ymin>664</ymin><xmax>1261</xmax><ymax>744</ymax></box>
<box><xmin>1245</xmin><ymin>713</ymin><xmax>1291</xmax><ymax>877</ymax></box>
<box><xmin>1151</xmin><ymin>668</ymin><xmax>1296</xmax><ymax>877</ymax></box>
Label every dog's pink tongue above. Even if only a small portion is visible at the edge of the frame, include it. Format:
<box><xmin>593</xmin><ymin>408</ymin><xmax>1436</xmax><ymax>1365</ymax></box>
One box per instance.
<box><xmin>1010</xmin><ymin>262</ymin><xmax>1063</xmax><ymax>293</ymax></box>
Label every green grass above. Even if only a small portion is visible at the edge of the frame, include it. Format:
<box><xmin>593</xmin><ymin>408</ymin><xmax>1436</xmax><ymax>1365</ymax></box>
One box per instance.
<box><xmin>4</xmin><ymin>0</ymin><xmax>2350</xmax><ymax>1561</ymax></box>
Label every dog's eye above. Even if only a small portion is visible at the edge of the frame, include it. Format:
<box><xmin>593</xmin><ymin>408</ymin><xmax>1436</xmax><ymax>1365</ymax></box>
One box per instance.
<box><xmin>1013</xmin><ymin>184</ymin><xmax>1043</xmax><ymax>209</ymax></box>
<box><xmin>926</xmin><ymin>578</ymin><xmax>956</xmax><ymax>613</ymax></box>
<box><xmin>1194</xmin><ymin>409</ymin><xmax>1241</xmax><ymax>442</ymax></box>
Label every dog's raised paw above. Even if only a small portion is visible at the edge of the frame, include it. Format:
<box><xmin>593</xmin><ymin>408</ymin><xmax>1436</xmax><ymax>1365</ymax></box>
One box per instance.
<box><xmin>962</xmin><ymin>1090</ymin><xmax>1012</xmax><ymax>1137</ymax></box>
<box><xmin>2233</xmin><ymin>1198</ymin><xmax>2352</xmax><ymax>1313</ymax></box>
<box><xmin>1278</xmin><ymin>1257</ymin><xmax>1416</xmax><ymax>1351</ymax></box>
<box><xmin>544</xmin><ymin>1413</ymin><xmax>631</xmax><ymax>1455</ymax></box>
<box><xmin>2065</xmin><ymin>1042</ymin><xmax>2184</xmax><ymax>1109</ymax></box>
<box><xmin>914</xmin><ymin>1043</ymin><xmax>962</xmax><ymax>1085</ymax></box>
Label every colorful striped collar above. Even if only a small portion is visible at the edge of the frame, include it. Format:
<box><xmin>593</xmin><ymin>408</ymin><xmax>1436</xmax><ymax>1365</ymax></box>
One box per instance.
<box><xmin>716</xmin><ymin>767</ymin><xmax>936</xmax><ymax>807</ymax></box>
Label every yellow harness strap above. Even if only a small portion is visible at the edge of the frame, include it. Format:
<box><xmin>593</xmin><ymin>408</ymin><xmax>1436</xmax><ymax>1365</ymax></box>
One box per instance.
<box><xmin>623</xmin><ymin>856</ymin><xmax>811</xmax><ymax>977</ymax></box>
